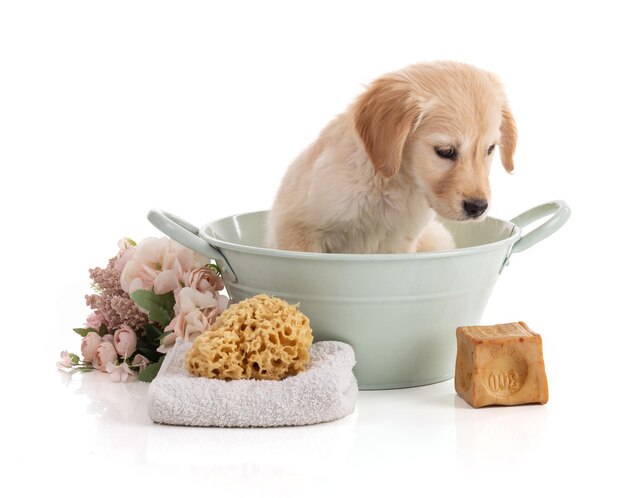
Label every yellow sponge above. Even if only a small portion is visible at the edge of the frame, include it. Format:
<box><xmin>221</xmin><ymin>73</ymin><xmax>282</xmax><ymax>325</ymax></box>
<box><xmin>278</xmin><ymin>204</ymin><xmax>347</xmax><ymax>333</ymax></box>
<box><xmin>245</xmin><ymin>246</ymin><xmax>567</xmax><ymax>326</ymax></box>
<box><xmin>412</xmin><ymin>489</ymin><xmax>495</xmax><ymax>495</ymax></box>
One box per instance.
<box><xmin>185</xmin><ymin>294</ymin><xmax>313</xmax><ymax>381</ymax></box>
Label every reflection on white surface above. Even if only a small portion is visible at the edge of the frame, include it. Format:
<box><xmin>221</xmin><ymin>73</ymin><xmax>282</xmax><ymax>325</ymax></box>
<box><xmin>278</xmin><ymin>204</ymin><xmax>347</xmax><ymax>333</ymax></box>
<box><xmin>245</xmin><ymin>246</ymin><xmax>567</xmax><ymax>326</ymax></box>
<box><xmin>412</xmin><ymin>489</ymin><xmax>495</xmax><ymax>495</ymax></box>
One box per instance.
<box><xmin>145</xmin><ymin>410</ymin><xmax>358</xmax><ymax>470</ymax></box>
<box><xmin>5</xmin><ymin>340</ymin><xmax>622</xmax><ymax>497</ymax></box>
<box><xmin>71</xmin><ymin>370</ymin><xmax>151</xmax><ymax>424</ymax></box>
<box><xmin>454</xmin><ymin>396</ymin><xmax>548</xmax><ymax>469</ymax></box>
<box><xmin>61</xmin><ymin>367</ymin><xmax>357</xmax><ymax>476</ymax></box>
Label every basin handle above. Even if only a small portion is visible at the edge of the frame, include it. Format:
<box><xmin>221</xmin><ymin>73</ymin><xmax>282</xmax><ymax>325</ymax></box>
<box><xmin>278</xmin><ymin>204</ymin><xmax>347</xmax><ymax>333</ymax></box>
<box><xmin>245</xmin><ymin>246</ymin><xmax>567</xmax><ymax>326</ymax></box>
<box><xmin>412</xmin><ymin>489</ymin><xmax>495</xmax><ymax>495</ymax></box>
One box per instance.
<box><xmin>147</xmin><ymin>209</ymin><xmax>237</xmax><ymax>282</ymax></box>
<box><xmin>501</xmin><ymin>200</ymin><xmax>570</xmax><ymax>271</ymax></box>
<box><xmin>510</xmin><ymin>200</ymin><xmax>571</xmax><ymax>254</ymax></box>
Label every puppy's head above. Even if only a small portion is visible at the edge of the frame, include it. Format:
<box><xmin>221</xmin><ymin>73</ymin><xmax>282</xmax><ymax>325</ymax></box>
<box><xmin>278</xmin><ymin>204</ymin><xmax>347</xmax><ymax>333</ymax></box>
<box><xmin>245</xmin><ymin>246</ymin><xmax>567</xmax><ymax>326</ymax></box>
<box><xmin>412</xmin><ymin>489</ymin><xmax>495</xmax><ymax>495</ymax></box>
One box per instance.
<box><xmin>353</xmin><ymin>61</ymin><xmax>517</xmax><ymax>221</ymax></box>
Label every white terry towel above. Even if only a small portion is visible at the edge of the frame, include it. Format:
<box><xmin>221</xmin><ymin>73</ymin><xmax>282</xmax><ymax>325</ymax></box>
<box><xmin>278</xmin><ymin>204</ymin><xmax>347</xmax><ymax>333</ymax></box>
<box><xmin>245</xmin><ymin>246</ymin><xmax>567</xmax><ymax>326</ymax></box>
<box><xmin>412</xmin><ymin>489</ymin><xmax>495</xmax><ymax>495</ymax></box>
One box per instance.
<box><xmin>148</xmin><ymin>339</ymin><xmax>358</xmax><ymax>427</ymax></box>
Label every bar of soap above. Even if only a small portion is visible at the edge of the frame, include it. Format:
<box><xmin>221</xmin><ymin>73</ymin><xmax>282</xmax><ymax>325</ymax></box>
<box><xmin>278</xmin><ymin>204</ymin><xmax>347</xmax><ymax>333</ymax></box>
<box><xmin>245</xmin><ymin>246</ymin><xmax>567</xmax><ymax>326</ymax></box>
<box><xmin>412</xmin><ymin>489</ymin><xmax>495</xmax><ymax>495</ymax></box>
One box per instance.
<box><xmin>455</xmin><ymin>321</ymin><xmax>549</xmax><ymax>408</ymax></box>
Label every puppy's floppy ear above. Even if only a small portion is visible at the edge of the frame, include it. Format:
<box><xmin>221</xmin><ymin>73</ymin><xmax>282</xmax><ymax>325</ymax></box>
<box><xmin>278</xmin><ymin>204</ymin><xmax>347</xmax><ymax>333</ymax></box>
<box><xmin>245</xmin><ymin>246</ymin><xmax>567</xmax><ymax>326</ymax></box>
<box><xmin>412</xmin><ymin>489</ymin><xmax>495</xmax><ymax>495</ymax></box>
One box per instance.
<box><xmin>499</xmin><ymin>101</ymin><xmax>517</xmax><ymax>173</ymax></box>
<box><xmin>353</xmin><ymin>76</ymin><xmax>423</xmax><ymax>178</ymax></box>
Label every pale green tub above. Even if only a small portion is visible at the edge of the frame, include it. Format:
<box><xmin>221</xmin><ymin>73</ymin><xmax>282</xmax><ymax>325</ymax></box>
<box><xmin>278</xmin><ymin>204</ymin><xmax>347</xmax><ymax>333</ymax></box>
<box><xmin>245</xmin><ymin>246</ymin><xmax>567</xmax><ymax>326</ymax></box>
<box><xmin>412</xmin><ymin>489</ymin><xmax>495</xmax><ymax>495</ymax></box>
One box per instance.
<box><xmin>148</xmin><ymin>201</ymin><xmax>570</xmax><ymax>390</ymax></box>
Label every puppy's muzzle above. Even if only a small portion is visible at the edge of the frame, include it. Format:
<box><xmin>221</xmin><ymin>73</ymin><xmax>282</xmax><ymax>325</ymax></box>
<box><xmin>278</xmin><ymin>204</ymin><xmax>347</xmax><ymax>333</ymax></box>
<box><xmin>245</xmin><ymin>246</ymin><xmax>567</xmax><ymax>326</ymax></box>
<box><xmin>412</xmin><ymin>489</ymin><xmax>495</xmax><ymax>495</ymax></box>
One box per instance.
<box><xmin>463</xmin><ymin>199</ymin><xmax>488</xmax><ymax>218</ymax></box>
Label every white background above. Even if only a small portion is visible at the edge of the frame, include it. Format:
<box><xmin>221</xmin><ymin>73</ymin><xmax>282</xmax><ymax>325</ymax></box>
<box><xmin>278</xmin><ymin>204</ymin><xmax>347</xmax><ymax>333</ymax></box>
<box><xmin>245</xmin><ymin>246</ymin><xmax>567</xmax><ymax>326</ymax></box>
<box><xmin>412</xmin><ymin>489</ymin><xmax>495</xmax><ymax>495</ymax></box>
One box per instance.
<box><xmin>1</xmin><ymin>1</ymin><xmax>624</xmax><ymax>496</ymax></box>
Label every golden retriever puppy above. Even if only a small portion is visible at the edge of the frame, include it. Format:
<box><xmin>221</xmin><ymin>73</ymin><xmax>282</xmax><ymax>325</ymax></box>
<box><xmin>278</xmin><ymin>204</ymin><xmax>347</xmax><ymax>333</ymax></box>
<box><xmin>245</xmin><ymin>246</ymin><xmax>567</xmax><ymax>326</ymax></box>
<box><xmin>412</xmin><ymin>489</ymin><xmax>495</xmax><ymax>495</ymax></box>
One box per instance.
<box><xmin>267</xmin><ymin>61</ymin><xmax>517</xmax><ymax>253</ymax></box>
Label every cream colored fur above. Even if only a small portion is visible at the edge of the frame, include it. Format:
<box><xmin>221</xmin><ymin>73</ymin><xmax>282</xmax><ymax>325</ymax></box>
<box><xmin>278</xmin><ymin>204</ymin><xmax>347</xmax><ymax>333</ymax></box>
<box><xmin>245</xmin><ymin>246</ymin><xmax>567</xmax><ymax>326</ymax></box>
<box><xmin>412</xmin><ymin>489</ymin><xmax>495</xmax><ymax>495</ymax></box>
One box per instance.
<box><xmin>267</xmin><ymin>61</ymin><xmax>516</xmax><ymax>253</ymax></box>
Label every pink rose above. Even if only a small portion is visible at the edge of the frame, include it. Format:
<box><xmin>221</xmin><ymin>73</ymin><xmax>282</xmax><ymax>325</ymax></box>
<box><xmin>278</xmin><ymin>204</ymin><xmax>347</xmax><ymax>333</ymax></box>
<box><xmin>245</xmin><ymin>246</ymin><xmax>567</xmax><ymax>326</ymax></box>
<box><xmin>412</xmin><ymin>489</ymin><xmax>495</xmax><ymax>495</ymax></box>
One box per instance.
<box><xmin>84</xmin><ymin>313</ymin><xmax>104</xmax><ymax>330</ymax></box>
<box><xmin>178</xmin><ymin>286</ymin><xmax>218</xmax><ymax>315</ymax></box>
<box><xmin>81</xmin><ymin>332</ymin><xmax>102</xmax><ymax>362</ymax></box>
<box><xmin>204</xmin><ymin>295</ymin><xmax>229</xmax><ymax>328</ymax></box>
<box><xmin>93</xmin><ymin>341</ymin><xmax>118</xmax><ymax>371</ymax></box>
<box><xmin>185</xmin><ymin>267</ymin><xmax>224</xmax><ymax>293</ymax></box>
<box><xmin>106</xmin><ymin>362</ymin><xmax>134</xmax><ymax>382</ymax></box>
<box><xmin>131</xmin><ymin>354</ymin><xmax>149</xmax><ymax>373</ymax></box>
<box><xmin>56</xmin><ymin>351</ymin><xmax>73</xmax><ymax>370</ymax></box>
<box><xmin>156</xmin><ymin>332</ymin><xmax>177</xmax><ymax>354</ymax></box>
<box><xmin>114</xmin><ymin>238</ymin><xmax>137</xmax><ymax>272</ymax></box>
<box><xmin>181</xmin><ymin>311</ymin><xmax>208</xmax><ymax>343</ymax></box>
<box><xmin>119</xmin><ymin>237</ymin><xmax>167</xmax><ymax>293</ymax></box>
<box><xmin>153</xmin><ymin>270</ymin><xmax>179</xmax><ymax>294</ymax></box>
<box><xmin>164</xmin><ymin>287</ymin><xmax>218</xmax><ymax>343</ymax></box>
<box><xmin>113</xmin><ymin>324</ymin><xmax>137</xmax><ymax>359</ymax></box>
<box><xmin>119</xmin><ymin>237</ymin><xmax>210</xmax><ymax>294</ymax></box>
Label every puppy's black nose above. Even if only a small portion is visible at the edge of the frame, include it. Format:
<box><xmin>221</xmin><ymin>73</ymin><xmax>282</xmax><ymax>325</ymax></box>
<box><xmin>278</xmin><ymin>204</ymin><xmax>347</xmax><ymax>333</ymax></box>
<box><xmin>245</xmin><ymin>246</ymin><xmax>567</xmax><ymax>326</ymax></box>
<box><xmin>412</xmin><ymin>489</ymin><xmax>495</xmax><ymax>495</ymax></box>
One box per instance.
<box><xmin>463</xmin><ymin>199</ymin><xmax>488</xmax><ymax>218</ymax></box>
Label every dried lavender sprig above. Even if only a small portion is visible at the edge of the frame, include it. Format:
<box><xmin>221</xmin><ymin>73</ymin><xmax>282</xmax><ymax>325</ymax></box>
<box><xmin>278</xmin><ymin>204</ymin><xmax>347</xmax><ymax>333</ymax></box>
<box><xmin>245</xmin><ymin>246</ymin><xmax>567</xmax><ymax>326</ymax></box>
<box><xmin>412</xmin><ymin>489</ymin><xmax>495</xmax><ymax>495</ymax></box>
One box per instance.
<box><xmin>85</xmin><ymin>256</ymin><xmax>151</xmax><ymax>331</ymax></box>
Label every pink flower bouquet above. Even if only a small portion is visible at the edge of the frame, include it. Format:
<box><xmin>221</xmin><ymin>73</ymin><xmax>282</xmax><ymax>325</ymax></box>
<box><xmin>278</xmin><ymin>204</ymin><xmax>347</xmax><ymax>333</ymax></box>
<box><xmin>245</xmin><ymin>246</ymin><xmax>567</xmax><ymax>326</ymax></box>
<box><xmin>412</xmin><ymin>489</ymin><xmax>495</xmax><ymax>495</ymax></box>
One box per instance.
<box><xmin>59</xmin><ymin>237</ymin><xmax>229</xmax><ymax>382</ymax></box>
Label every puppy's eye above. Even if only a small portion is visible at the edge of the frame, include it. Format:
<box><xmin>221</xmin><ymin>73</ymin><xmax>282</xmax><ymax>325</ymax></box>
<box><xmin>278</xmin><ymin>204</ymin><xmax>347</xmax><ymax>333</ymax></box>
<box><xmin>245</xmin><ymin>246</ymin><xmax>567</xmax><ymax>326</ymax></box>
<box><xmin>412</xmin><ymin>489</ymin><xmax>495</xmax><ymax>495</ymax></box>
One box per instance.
<box><xmin>435</xmin><ymin>147</ymin><xmax>457</xmax><ymax>160</ymax></box>
<box><xmin>487</xmin><ymin>144</ymin><xmax>496</xmax><ymax>155</ymax></box>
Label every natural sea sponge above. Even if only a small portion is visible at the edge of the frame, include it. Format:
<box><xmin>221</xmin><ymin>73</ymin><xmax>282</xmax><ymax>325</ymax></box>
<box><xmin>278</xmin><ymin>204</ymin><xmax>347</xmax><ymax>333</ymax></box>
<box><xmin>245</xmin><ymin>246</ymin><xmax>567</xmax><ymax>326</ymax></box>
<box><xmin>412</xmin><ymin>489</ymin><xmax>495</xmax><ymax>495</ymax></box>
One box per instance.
<box><xmin>185</xmin><ymin>294</ymin><xmax>313</xmax><ymax>381</ymax></box>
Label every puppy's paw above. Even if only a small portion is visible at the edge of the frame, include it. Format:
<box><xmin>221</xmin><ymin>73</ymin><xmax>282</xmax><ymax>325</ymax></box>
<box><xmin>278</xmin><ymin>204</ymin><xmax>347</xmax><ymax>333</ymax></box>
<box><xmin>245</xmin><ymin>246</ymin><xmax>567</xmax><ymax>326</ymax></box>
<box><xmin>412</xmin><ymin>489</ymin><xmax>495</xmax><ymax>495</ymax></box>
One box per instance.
<box><xmin>416</xmin><ymin>220</ymin><xmax>455</xmax><ymax>252</ymax></box>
